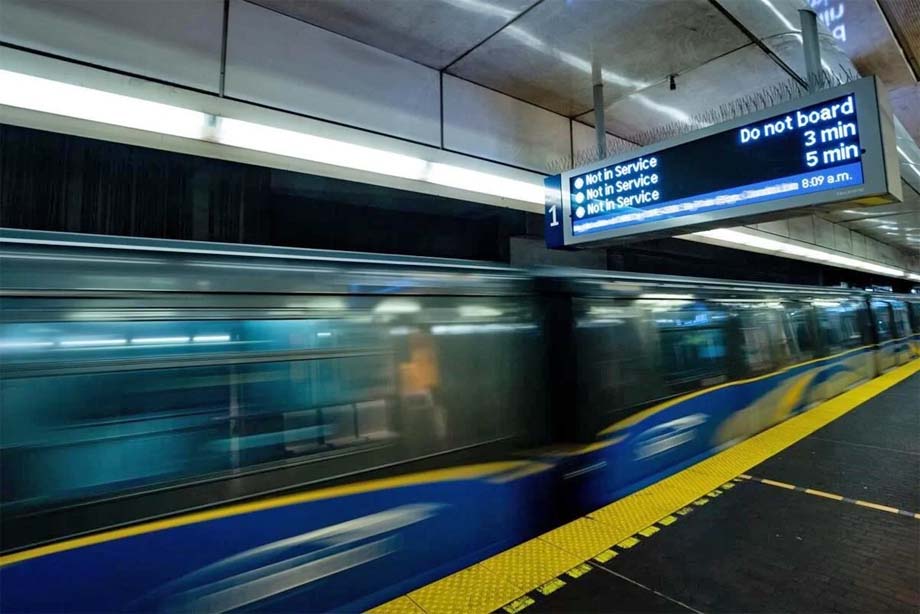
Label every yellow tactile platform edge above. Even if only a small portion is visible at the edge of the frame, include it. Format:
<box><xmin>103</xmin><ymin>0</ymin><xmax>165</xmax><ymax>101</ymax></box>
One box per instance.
<box><xmin>369</xmin><ymin>360</ymin><xmax>920</xmax><ymax>614</ymax></box>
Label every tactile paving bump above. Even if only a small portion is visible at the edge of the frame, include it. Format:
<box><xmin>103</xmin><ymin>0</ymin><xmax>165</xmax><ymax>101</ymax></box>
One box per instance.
<box><xmin>540</xmin><ymin>516</ymin><xmax>624</xmax><ymax>561</ymax></box>
<box><xmin>368</xmin><ymin>596</ymin><xmax>426</xmax><ymax>614</ymax></box>
<box><xmin>480</xmin><ymin>537</ymin><xmax>582</xmax><ymax>594</ymax></box>
<box><xmin>408</xmin><ymin>563</ymin><xmax>522</xmax><ymax>614</ymax></box>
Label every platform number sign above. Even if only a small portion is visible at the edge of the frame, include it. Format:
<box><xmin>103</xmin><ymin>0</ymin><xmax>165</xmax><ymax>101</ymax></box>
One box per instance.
<box><xmin>545</xmin><ymin>174</ymin><xmax>564</xmax><ymax>249</ymax></box>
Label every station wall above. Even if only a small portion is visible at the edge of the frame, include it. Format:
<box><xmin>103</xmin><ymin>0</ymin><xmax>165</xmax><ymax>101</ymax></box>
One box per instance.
<box><xmin>0</xmin><ymin>0</ymin><xmax>577</xmax><ymax>173</ymax></box>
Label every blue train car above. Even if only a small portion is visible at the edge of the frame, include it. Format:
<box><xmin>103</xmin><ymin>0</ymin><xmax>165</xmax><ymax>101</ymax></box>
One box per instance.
<box><xmin>536</xmin><ymin>271</ymin><xmax>916</xmax><ymax>511</ymax></box>
<box><xmin>0</xmin><ymin>231</ymin><xmax>554</xmax><ymax>612</ymax></box>
<box><xmin>1</xmin><ymin>231</ymin><xmax>918</xmax><ymax>612</ymax></box>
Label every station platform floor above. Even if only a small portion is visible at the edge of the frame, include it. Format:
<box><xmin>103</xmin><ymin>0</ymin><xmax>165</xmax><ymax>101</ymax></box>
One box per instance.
<box><xmin>371</xmin><ymin>361</ymin><xmax>920</xmax><ymax>614</ymax></box>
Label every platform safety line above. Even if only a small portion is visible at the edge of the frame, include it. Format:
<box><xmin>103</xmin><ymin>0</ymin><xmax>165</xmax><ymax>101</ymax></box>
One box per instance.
<box><xmin>495</xmin><ymin>482</ymin><xmax>740</xmax><ymax>614</ymax></box>
<box><xmin>369</xmin><ymin>359</ymin><xmax>920</xmax><ymax>614</ymax></box>
<box><xmin>740</xmin><ymin>474</ymin><xmax>920</xmax><ymax>519</ymax></box>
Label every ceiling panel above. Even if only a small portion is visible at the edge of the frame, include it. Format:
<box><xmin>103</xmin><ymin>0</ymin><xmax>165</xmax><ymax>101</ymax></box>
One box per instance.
<box><xmin>828</xmin><ymin>187</ymin><xmax>920</xmax><ymax>253</ymax></box>
<box><xmin>766</xmin><ymin>31</ymin><xmax>856</xmax><ymax>80</ymax></box>
<box><xmin>815</xmin><ymin>0</ymin><xmax>916</xmax><ymax>90</ymax></box>
<box><xmin>247</xmin><ymin>0</ymin><xmax>535</xmax><ymax>69</ymax></box>
<box><xmin>716</xmin><ymin>0</ymin><xmax>808</xmax><ymax>39</ymax></box>
<box><xmin>878</xmin><ymin>0</ymin><xmax>920</xmax><ymax>77</ymax></box>
<box><xmin>890</xmin><ymin>86</ymin><xmax>920</xmax><ymax>142</ymax></box>
<box><xmin>825</xmin><ymin>200</ymin><xmax>920</xmax><ymax>223</ymax></box>
<box><xmin>448</xmin><ymin>0</ymin><xmax>749</xmax><ymax>117</ymax></box>
<box><xmin>574</xmin><ymin>44</ymin><xmax>790</xmax><ymax>142</ymax></box>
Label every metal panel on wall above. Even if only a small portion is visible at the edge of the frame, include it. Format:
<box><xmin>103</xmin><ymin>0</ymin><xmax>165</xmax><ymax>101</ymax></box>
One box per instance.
<box><xmin>442</xmin><ymin>75</ymin><xmax>570</xmax><ymax>173</ymax></box>
<box><xmin>225</xmin><ymin>0</ymin><xmax>441</xmax><ymax>146</ymax></box>
<box><xmin>0</xmin><ymin>0</ymin><xmax>224</xmax><ymax>93</ymax></box>
<box><xmin>574</xmin><ymin>45</ymin><xmax>791</xmax><ymax>143</ymax></box>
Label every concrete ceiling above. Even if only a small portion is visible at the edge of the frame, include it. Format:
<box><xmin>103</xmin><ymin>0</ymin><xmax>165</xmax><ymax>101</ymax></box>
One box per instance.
<box><xmin>251</xmin><ymin>0</ymin><xmax>919</xmax><ymax>253</ymax></box>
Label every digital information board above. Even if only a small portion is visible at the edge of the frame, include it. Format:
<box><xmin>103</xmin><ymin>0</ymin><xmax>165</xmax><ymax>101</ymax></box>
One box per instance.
<box><xmin>546</xmin><ymin>77</ymin><xmax>901</xmax><ymax>248</ymax></box>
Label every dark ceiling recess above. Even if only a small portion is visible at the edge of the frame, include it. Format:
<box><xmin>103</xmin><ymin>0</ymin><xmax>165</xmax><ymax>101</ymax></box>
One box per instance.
<box><xmin>605</xmin><ymin>236</ymin><xmax>914</xmax><ymax>292</ymax></box>
<box><xmin>0</xmin><ymin>124</ymin><xmax>526</xmax><ymax>262</ymax></box>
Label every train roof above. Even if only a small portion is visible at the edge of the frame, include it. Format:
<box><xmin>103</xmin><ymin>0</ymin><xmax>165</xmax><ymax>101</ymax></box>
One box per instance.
<box><xmin>0</xmin><ymin>229</ymin><xmax>532</xmax><ymax>296</ymax></box>
<box><xmin>2</xmin><ymin>229</ymin><xmax>916</xmax><ymax>302</ymax></box>
<box><xmin>534</xmin><ymin>266</ymin><xmax>884</xmax><ymax>301</ymax></box>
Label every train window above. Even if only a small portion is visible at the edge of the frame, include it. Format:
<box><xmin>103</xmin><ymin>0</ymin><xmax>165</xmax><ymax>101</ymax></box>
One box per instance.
<box><xmin>871</xmin><ymin>300</ymin><xmax>893</xmax><ymax>343</ymax></box>
<box><xmin>0</xmin><ymin>295</ymin><xmax>540</xmax><ymax>516</ymax></box>
<box><xmin>0</xmin><ymin>323</ymin><xmax>397</xmax><ymax>511</ymax></box>
<box><xmin>645</xmin><ymin>301</ymin><xmax>729</xmax><ymax>394</ymax></box>
<box><xmin>909</xmin><ymin>302</ymin><xmax>920</xmax><ymax>334</ymax></box>
<box><xmin>736</xmin><ymin>308</ymin><xmax>788</xmax><ymax>375</ymax></box>
<box><xmin>816</xmin><ymin>301</ymin><xmax>865</xmax><ymax>352</ymax></box>
<box><xmin>891</xmin><ymin>302</ymin><xmax>910</xmax><ymax>338</ymax></box>
<box><xmin>784</xmin><ymin>304</ymin><xmax>816</xmax><ymax>361</ymax></box>
<box><xmin>573</xmin><ymin>300</ymin><xmax>660</xmax><ymax>421</ymax></box>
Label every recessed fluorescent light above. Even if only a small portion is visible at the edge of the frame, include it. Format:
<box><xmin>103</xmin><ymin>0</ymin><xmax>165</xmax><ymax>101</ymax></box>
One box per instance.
<box><xmin>373</xmin><ymin>299</ymin><xmax>421</xmax><ymax>314</ymax></box>
<box><xmin>0</xmin><ymin>69</ymin><xmax>543</xmax><ymax>204</ymax></box>
<box><xmin>426</xmin><ymin>162</ymin><xmax>543</xmax><ymax>203</ymax></box>
<box><xmin>692</xmin><ymin>228</ymin><xmax>911</xmax><ymax>278</ymax></box>
<box><xmin>638</xmin><ymin>293</ymin><xmax>695</xmax><ymax>300</ymax></box>
<box><xmin>217</xmin><ymin>117</ymin><xmax>428</xmax><ymax>181</ymax></box>
<box><xmin>0</xmin><ymin>340</ymin><xmax>55</xmax><ymax>349</ymax></box>
<box><xmin>60</xmin><ymin>338</ymin><xmax>127</xmax><ymax>347</ymax></box>
<box><xmin>131</xmin><ymin>336</ymin><xmax>191</xmax><ymax>344</ymax></box>
<box><xmin>193</xmin><ymin>334</ymin><xmax>231</xmax><ymax>343</ymax></box>
<box><xmin>0</xmin><ymin>69</ymin><xmax>208</xmax><ymax>138</ymax></box>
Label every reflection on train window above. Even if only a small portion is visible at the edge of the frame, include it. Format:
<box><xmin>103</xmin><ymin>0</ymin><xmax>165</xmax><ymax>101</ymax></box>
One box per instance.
<box><xmin>909</xmin><ymin>303</ymin><xmax>920</xmax><ymax>334</ymax></box>
<box><xmin>817</xmin><ymin>301</ymin><xmax>864</xmax><ymax>352</ymax></box>
<box><xmin>871</xmin><ymin>300</ymin><xmax>893</xmax><ymax>342</ymax></box>
<box><xmin>891</xmin><ymin>303</ymin><xmax>910</xmax><ymax>338</ymax></box>
<box><xmin>573</xmin><ymin>300</ymin><xmax>660</xmax><ymax>418</ymax></box>
<box><xmin>647</xmin><ymin>302</ymin><xmax>728</xmax><ymax>393</ymax></box>
<box><xmin>737</xmin><ymin>310</ymin><xmax>777</xmax><ymax>375</ymax></box>
<box><xmin>0</xmin><ymin>297</ymin><xmax>541</xmax><ymax>513</ymax></box>
<box><xmin>1</xmin><ymin>351</ymin><xmax>396</xmax><ymax>509</ymax></box>
<box><xmin>785</xmin><ymin>304</ymin><xmax>816</xmax><ymax>360</ymax></box>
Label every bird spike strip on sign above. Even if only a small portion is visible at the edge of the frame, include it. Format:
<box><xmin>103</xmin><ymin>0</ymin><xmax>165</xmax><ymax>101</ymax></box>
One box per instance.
<box><xmin>547</xmin><ymin>66</ymin><xmax>860</xmax><ymax>174</ymax></box>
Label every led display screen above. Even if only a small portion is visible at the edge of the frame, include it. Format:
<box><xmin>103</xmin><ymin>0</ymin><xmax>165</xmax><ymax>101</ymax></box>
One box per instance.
<box><xmin>545</xmin><ymin>77</ymin><xmax>900</xmax><ymax>248</ymax></box>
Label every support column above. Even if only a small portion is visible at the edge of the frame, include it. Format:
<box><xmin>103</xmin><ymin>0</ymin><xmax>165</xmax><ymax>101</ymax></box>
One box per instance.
<box><xmin>799</xmin><ymin>9</ymin><xmax>823</xmax><ymax>90</ymax></box>
<box><xmin>592</xmin><ymin>62</ymin><xmax>606</xmax><ymax>159</ymax></box>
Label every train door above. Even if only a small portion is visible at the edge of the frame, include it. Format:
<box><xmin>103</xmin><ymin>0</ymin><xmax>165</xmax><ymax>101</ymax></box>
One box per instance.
<box><xmin>890</xmin><ymin>301</ymin><xmax>913</xmax><ymax>365</ymax></box>
<box><xmin>871</xmin><ymin>300</ymin><xmax>897</xmax><ymax>372</ymax></box>
<box><xmin>908</xmin><ymin>301</ymin><xmax>920</xmax><ymax>358</ymax></box>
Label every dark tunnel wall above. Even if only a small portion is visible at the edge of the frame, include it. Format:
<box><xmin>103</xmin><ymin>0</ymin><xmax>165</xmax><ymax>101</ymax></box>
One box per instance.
<box><xmin>0</xmin><ymin>124</ymin><xmax>527</xmax><ymax>262</ymax></box>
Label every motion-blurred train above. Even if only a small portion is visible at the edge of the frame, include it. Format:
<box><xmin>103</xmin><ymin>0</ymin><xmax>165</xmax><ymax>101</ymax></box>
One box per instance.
<box><xmin>1</xmin><ymin>230</ymin><xmax>918</xmax><ymax>612</ymax></box>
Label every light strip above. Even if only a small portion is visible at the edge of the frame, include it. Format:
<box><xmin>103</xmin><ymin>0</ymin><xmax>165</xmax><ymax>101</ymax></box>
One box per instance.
<box><xmin>131</xmin><ymin>336</ymin><xmax>191</xmax><ymax>344</ymax></box>
<box><xmin>0</xmin><ymin>69</ymin><xmax>208</xmax><ymax>139</ymax></box>
<box><xmin>0</xmin><ymin>69</ymin><xmax>543</xmax><ymax>204</ymax></box>
<box><xmin>60</xmin><ymin>338</ymin><xmax>127</xmax><ymax>347</ymax></box>
<box><xmin>694</xmin><ymin>228</ymin><xmax>915</xmax><ymax>279</ymax></box>
<box><xmin>216</xmin><ymin>117</ymin><xmax>428</xmax><ymax>181</ymax></box>
<box><xmin>192</xmin><ymin>335</ymin><xmax>231</xmax><ymax>343</ymax></box>
<box><xmin>638</xmin><ymin>293</ymin><xmax>695</xmax><ymax>300</ymax></box>
<box><xmin>0</xmin><ymin>340</ymin><xmax>55</xmax><ymax>349</ymax></box>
